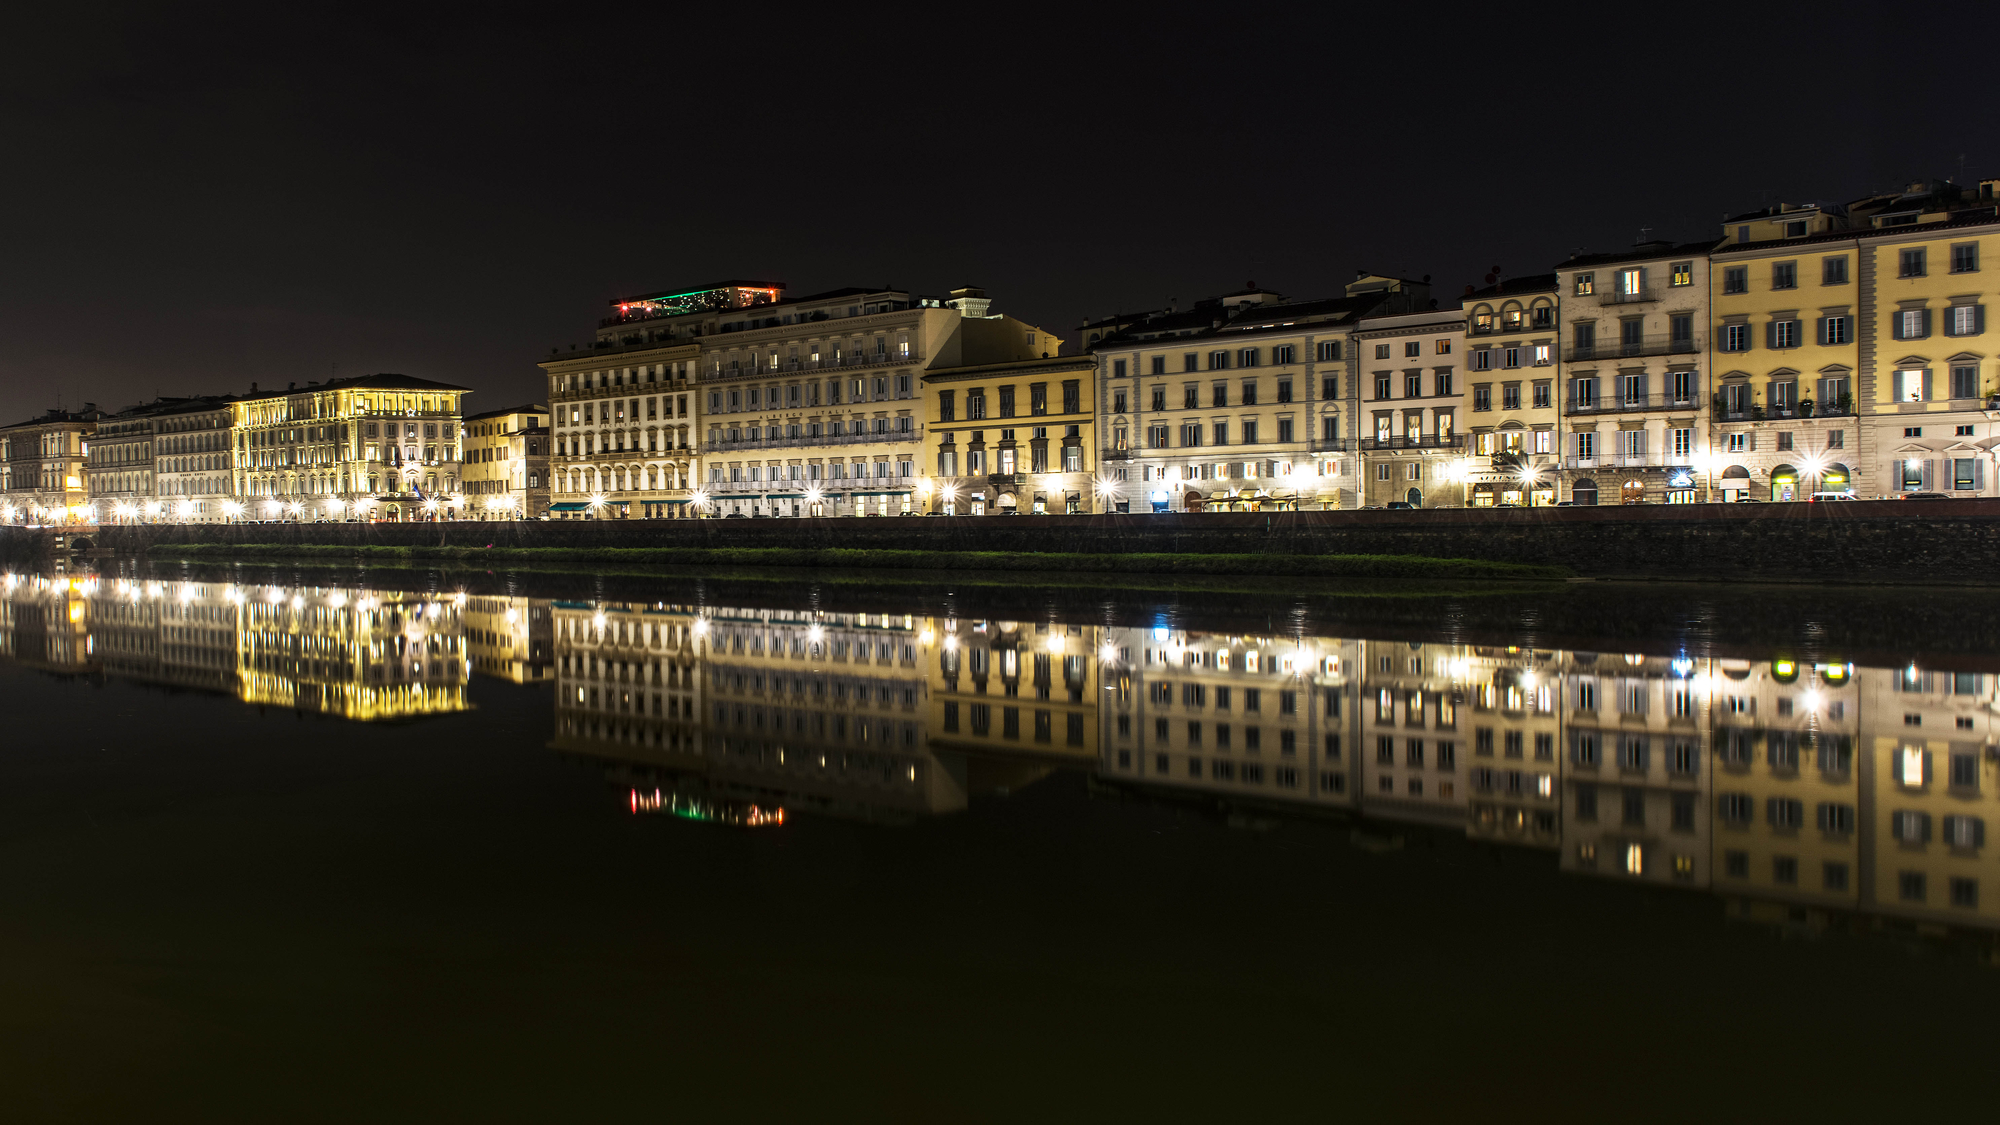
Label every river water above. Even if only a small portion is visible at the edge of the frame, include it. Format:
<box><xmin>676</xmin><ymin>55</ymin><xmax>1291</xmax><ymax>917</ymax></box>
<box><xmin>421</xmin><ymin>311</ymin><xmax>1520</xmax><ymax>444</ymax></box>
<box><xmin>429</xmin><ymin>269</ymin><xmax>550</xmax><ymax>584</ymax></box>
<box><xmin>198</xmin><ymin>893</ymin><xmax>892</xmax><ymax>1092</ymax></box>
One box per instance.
<box><xmin>1</xmin><ymin>562</ymin><xmax>1995</xmax><ymax>1121</ymax></box>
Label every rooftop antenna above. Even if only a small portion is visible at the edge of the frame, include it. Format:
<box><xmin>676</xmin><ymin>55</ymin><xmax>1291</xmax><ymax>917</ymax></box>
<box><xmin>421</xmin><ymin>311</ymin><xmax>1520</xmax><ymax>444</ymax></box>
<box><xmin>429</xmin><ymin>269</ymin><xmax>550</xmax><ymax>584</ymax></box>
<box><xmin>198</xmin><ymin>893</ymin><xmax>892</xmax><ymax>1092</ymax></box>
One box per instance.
<box><xmin>1638</xmin><ymin>226</ymin><xmax>1653</xmax><ymax>242</ymax></box>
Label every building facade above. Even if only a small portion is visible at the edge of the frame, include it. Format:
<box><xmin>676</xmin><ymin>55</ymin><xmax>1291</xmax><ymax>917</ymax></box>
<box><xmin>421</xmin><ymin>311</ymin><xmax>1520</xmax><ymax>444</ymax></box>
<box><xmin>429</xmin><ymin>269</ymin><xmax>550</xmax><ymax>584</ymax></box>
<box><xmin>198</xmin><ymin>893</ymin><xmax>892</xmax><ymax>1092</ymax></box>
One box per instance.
<box><xmin>542</xmin><ymin>341</ymin><xmax>700</xmax><ymax>520</ymax></box>
<box><xmin>922</xmin><ymin>354</ymin><xmax>1098</xmax><ymax>515</ymax></box>
<box><xmin>1090</xmin><ymin>280</ymin><xmax>1418</xmax><ymax>513</ymax></box>
<box><xmin>1556</xmin><ymin>241</ymin><xmax>1713</xmax><ymax>505</ymax></box>
<box><xmin>153</xmin><ymin>397</ymin><xmax>237</xmax><ymax>520</ymax></box>
<box><xmin>1354</xmin><ymin>307</ymin><xmax>1466</xmax><ymax>508</ymax></box>
<box><xmin>1458</xmin><ymin>275</ymin><xmax>1562</xmax><ymax>506</ymax></box>
<box><xmin>234</xmin><ymin>374</ymin><xmax>468</xmax><ymax>519</ymax></box>
<box><xmin>0</xmin><ymin>407</ymin><xmax>99</xmax><ymax>523</ymax></box>
<box><xmin>462</xmin><ymin>404</ymin><xmax>551</xmax><ymax>518</ymax></box>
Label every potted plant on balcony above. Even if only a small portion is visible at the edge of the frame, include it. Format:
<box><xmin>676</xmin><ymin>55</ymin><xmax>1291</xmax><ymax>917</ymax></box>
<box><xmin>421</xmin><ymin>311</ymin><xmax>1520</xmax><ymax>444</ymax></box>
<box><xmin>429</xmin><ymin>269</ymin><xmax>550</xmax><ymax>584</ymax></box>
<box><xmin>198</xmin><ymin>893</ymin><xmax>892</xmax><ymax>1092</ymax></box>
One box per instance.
<box><xmin>1835</xmin><ymin>392</ymin><xmax>1853</xmax><ymax>415</ymax></box>
<box><xmin>1798</xmin><ymin>397</ymin><xmax>1815</xmax><ymax>417</ymax></box>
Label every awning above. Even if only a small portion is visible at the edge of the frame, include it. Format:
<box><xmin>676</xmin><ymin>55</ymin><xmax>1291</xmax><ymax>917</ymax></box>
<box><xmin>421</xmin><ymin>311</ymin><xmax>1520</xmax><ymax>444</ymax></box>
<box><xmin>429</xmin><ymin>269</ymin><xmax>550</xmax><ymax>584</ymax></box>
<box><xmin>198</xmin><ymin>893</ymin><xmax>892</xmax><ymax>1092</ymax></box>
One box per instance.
<box><xmin>548</xmin><ymin>502</ymin><xmax>590</xmax><ymax>512</ymax></box>
<box><xmin>764</xmin><ymin>493</ymin><xmax>806</xmax><ymax>499</ymax></box>
<box><xmin>851</xmin><ymin>490</ymin><xmax>914</xmax><ymax>497</ymax></box>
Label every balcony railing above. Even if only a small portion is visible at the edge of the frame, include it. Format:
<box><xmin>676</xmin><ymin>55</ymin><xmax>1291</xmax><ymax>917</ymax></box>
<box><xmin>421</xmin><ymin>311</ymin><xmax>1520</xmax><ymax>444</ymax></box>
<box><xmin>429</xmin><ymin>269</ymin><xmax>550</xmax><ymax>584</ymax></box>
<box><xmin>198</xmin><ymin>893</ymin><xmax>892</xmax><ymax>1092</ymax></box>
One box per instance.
<box><xmin>1566</xmin><ymin>394</ymin><xmax>1699</xmax><ymax>416</ymax></box>
<box><xmin>703</xmin><ymin>352</ymin><xmax>922</xmax><ymax>380</ymax></box>
<box><xmin>1564</xmin><ymin>455</ymin><xmax>1699</xmax><ymax>470</ymax></box>
<box><xmin>1360</xmin><ymin>435</ymin><xmax>1466</xmax><ymax>450</ymax></box>
<box><xmin>987</xmin><ymin>473</ymin><xmax>1021</xmax><ymax>487</ymax></box>
<box><xmin>1599</xmin><ymin>288</ymin><xmax>1659</xmax><ymax>305</ymax></box>
<box><xmin>1469</xmin><ymin>319</ymin><xmax>1555</xmax><ymax>336</ymax></box>
<box><xmin>1564</xmin><ymin>334</ymin><xmax>1703</xmax><ymax>363</ymax></box>
<box><xmin>1715</xmin><ymin>404</ymin><xmax>1853</xmax><ymax>422</ymax></box>
<box><xmin>1101</xmin><ymin>447</ymin><xmax>1133</xmax><ymax>461</ymax></box>
<box><xmin>1310</xmin><ymin>438</ymin><xmax>1352</xmax><ymax>452</ymax></box>
<box><xmin>705</xmin><ymin>429</ymin><xmax>919</xmax><ymax>452</ymax></box>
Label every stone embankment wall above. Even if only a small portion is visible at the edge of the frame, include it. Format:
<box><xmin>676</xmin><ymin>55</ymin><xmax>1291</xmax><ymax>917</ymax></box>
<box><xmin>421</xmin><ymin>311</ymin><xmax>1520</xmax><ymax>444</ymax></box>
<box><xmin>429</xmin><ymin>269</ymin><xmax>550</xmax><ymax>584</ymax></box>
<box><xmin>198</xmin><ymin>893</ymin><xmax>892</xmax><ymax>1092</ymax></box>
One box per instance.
<box><xmin>5</xmin><ymin>499</ymin><xmax>1998</xmax><ymax>581</ymax></box>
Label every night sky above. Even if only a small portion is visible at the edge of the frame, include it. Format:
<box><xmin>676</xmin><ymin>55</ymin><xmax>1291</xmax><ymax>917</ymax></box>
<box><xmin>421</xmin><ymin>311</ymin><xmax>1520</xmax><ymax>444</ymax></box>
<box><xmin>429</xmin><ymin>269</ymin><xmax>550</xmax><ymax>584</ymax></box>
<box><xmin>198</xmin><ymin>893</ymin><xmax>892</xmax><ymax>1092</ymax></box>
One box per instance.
<box><xmin>3</xmin><ymin>2</ymin><xmax>1995</xmax><ymax>423</ymax></box>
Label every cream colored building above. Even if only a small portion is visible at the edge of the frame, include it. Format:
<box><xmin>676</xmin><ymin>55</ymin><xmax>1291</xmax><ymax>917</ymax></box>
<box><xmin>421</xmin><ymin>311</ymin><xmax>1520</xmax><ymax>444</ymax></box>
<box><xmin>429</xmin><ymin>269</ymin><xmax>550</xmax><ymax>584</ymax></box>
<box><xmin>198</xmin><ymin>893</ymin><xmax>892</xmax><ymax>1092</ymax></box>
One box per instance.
<box><xmin>1458</xmin><ymin>275</ymin><xmax>1562</xmax><ymax>506</ymax></box>
<box><xmin>1354</xmin><ymin>307</ymin><xmax>1466</xmax><ymax>508</ymax></box>
<box><xmin>1555</xmin><ymin>241</ymin><xmax>1714</xmax><ymax>505</ymax></box>
<box><xmin>541</xmin><ymin>333</ymin><xmax>700</xmax><ymax>519</ymax></box>
<box><xmin>153</xmin><ymin>397</ymin><xmax>238</xmax><ymax>519</ymax></box>
<box><xmin>0</xmin><ymin>407</ymin><xmax>98</xmax><ymax>524</ymax></box>
<box><xmin>1090</xmin><ymin>279</ymin><xmax>1424</xmax><ymax>513</ymax></box>
<box><xmin>693</xmin><ymin>284</ymin><xmax>1055</xmax><ymax>518</ymax></box>
<box><xmin>461</xmin><ymin>404</ymin><xmax>550</xmax><ymax>519</ymax></box>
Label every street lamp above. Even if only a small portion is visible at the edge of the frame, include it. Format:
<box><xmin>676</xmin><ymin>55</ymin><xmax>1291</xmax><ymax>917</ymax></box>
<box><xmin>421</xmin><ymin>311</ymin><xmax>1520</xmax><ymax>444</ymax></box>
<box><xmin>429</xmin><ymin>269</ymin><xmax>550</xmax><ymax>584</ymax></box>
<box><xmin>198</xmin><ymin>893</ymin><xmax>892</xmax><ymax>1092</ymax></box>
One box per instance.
<box><xmin>587</xmin><ymin>492</ymin><xmax>605</xmax><ymax>520</ymax></box>
<box><xmin>264</xmin><ymin>499</ymin><xmax>283</xmax><ymax>519</ymax></box>
<box><xmin>178</xmin><ymin>499</ymin><xmax>196</xmax><ymax>521</ymax></box>
<box><xmin>221</xmin><ymin>500</ymin><xmax>243</xmax><ymax>522</ymax></box>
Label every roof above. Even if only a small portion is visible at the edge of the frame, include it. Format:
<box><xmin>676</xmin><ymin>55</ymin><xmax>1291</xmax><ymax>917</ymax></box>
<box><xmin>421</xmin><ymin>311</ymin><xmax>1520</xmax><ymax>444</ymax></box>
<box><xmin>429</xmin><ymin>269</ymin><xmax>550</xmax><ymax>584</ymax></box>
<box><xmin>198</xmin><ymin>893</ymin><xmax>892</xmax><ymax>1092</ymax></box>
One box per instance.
<box><xmin>466</xmin><ymin>403</ymin><xmax>549</xmax><ymax>421</ymax></box>
<box><xmin>1554</xmin><ymin>239</ymin><xmax>1718</xmax><ymax>271</ymax></box>
<box><xmin>1460</xmin><ymin>273</ymin><xmax>1558</xmax><ymax>304</ymax></box>
<box><xmin>241</xmin><ymin>373</ymin><xmax>471</xmax><ymax>399</ymax></box>
<box><xmin>1092</xmin><ymin>291</ymin><xmax>1394</xmax><ymax>350</ymax></box>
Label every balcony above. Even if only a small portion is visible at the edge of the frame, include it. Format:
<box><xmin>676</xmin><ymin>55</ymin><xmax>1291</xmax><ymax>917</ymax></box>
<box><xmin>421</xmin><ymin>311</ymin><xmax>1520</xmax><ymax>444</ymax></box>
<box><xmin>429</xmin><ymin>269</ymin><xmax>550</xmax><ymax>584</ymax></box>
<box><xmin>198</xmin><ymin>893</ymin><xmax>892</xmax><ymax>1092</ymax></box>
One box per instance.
<box><xmin>1310</xmin><ymin>438</ymin><xmax>1352</xmax><ymax>452</ymax></box>
<box><xmin>1469</xmin><ymin>319</ymin><xmax>1555</xmax><ymax>336</ymax></box>
<box><xmin>1101</xmin><ymin>447</ymin><xmax>1134</xmax><ymax>461</ymax></box>
<box><xmin>1564</xmin><ymin>334</ymin><xmax>1702</xmax><ymax>363</ymax></box>
<box><xmin>704</xmin><ymin>352</ymin><xmax>923</xmax><ymax>381</ymax></box>
<box><xmin>1715</xmin><ymin>403</ymin><xmax>1853</xmax><ymax>423</ymax></box>
<box><xmin>1360</xmin><ymin>435</ymin><xmax>1465</xmax><ymax>450</ymax></box>
<box><xmin>987</xmin><ymin>473</ymin><xmax>1022</xmax><ymax>487</ymax></box>
<box><xmin>705</xmin><ymin>428</ymin><xmax>920</xmax><ymax>453</ymax></box>
<box><xmin>1564</xmin><ymin>455</ymin><xmax>1699</xmax><ymax>471</ymax></box>
<box><xmin>1565</xmin><ymin>394</ymin><xmax>1699</xmax><ymax>416</ymax></box>
<box><xmin>1599</xmin><ymin>288</ymin><xmax>1659</xmax><ymax>306</ymax></box>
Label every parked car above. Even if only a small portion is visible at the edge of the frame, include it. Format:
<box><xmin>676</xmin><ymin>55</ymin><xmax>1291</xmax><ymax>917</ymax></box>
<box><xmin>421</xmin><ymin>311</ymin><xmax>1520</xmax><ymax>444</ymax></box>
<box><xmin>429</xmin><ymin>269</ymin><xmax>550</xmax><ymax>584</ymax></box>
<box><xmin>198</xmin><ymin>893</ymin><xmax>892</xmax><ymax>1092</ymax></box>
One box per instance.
<box><xmin>1808</xmin><ymin>491</ymin><xmax>1859</xmax><ymax>502</ymax></box>
<box><xmin>1384</xmin><ymin>501</ymin><xmax>1416</xmax><ymax>510</ymax></box>
<box><xmin>1899</xmin><ymin>491</ymin><xmax>1949</xmax><ymax>500</ymax></box>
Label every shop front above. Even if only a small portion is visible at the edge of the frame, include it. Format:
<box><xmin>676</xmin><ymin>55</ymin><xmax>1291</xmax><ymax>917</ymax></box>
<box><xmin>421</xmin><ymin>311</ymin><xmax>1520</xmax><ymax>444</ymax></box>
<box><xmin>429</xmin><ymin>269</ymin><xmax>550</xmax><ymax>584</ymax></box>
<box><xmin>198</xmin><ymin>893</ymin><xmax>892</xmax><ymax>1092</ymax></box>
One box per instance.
<box><xmin>1770</xmin><ymin>464</ymin><xmax>1799</xmax><ymax>502</ymax></box>
<box><xmin>1665</xmin><ymin>468</ymin><xmax>1700</xmax><ymax>504</ymax></box>
<box><xmin>1569</xmin><ymin>478</ymin><xmax>1599</xmax><ymax>505</ymax></box>
<box><xmin>1717</xmin><ymin>465</ymin><xmax>1750</xmax><ymax>501</ymax></box>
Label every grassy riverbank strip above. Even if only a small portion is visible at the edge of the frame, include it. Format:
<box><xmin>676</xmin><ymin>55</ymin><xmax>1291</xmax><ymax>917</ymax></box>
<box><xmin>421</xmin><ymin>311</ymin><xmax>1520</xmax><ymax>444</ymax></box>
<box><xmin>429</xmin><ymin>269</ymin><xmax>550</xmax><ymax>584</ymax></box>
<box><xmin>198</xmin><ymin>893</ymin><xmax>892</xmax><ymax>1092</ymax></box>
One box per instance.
<box><xmin>145</xmin><ymin>542</ymin><xmax>1571</xmax><ymax>581</ymax></box>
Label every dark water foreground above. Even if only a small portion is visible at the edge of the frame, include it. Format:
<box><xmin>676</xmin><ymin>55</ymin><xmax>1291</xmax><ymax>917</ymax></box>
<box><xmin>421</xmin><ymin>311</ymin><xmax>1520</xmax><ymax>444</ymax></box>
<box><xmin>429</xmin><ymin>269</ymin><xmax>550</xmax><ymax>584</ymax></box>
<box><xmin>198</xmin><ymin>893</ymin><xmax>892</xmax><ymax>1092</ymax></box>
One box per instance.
<box><xmin>1</xmin><ymin>560</ymin><xmax>1996</xmax><ymax>1122</ymax></box>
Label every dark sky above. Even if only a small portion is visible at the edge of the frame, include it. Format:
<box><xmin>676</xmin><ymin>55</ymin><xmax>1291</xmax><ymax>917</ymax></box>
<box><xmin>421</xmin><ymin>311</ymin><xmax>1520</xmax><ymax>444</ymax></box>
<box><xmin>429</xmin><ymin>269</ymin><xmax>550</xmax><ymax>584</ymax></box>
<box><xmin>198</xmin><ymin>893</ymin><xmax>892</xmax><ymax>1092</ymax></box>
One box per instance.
<box><xmin>3</xmin><ymin>2</ymin><xmax>1995</xmax><ymax>422</ymax></box>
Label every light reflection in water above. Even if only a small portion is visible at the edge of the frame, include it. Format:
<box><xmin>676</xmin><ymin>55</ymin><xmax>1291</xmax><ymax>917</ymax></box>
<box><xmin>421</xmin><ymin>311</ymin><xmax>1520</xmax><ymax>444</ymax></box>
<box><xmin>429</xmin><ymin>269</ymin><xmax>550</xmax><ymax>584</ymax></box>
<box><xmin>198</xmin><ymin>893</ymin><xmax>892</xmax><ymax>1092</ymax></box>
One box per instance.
<box><xmin>4</xmin><ymin>572</ymin><xmax>1997</xmax><ymax>943</ymax></box>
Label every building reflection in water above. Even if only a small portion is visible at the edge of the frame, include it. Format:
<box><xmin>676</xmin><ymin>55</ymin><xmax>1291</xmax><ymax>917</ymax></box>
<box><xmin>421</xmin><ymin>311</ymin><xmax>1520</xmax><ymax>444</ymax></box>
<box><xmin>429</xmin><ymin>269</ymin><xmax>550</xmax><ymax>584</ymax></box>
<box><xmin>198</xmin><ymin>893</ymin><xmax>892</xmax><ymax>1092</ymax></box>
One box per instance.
<box><xmin>5</xmin><ymin>569</ymin><xmax>1997</xmax><ymax>939</ymax></box>
<box><xmin>0</xmin><ymin>572</ymin><xmax>471</xmax><ymax>719</ymax></box>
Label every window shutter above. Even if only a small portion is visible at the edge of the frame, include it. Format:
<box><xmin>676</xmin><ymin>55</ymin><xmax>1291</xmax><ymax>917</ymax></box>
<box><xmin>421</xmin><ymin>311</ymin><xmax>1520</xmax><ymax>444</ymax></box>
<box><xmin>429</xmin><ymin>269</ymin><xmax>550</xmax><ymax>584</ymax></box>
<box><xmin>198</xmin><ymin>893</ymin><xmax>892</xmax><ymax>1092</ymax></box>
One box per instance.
<box><xmin>1765</xmin><ymin>321</ymin><xmax>1777</xmax><ymax>349</ymax></box>
<box><xmin>1977</xmin><ymin>818</ymin><xmax>1989</xmax><ymax>847</ymax></box>
<box><xmin>1922</xmin><ymin>460</ymin><xmax>1935</xmax><ymax>490</ymax></box>
<box><xmin>1978</xmin><ymin>305</ymin><xmax>1988</xmax><ymax>335</ymax></box>
<box><xmin>1922</xmin><ymin>750</ymin><xmax>1933</xmax><ymax>784</ymax></box>
<box><xmin>1922</xmin><ymin>369</ymin><xmax>1933</xmax><ymax>401</ymax></box>
<box><xmin>1636</xmin><ymin>374</ymin><xmax>1649</xmax><ymax>399</ymax></box>
<box><xmin>1978</xmin><ymin>460</ymin><xmax>1988</xmax><ymax>490</ymax></box>
<box><xmin>1921</xmin><ymin>308</ymin><xmax>1933</xmax><ymax>338</ymax></box>
<box><xmin>1815</xmin><ymin>317</ymin><xmax>1828</xmax><ymax>345</ymax></box>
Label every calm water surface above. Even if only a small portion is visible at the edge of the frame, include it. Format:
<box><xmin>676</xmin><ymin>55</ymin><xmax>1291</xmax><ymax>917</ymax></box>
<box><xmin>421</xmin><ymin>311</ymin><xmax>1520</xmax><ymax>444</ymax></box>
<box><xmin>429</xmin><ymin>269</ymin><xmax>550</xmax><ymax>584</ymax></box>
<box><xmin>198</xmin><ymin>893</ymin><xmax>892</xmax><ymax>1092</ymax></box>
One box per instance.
<box><xmin>2</xmin><ymin>562</ymin><xmax>1996</xmax><ymax>1122</ymax></box>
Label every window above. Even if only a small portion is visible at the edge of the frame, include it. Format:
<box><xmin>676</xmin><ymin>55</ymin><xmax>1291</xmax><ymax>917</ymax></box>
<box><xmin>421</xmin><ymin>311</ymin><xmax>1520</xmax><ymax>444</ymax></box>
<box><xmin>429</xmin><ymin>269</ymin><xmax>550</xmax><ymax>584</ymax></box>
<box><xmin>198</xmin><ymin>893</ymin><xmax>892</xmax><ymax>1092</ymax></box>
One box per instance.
<box><xmin>1151</xmin><ymin>387</ymin><xmax>1166</xmax><ymax>412</ymax></box>
<box><xmin>1722</xmin><ymin>323</ymin><xmax>1749</xmax><ymax>351</ymax></box>
<box><xmin>1209</xmin><ymin>350</ymin><xmax>1229</xmax><ymax>371</ymax></box>
<box><xmin>1316</xmin><ymin>341</ymin><xmax>1341</xmax><ymax>361</ymax></box>
<box><xmin>1822</xmin><ymin>255</ymin><xmax>1848</xmax><ymax>285</ymax></box>
<box><xmin>1239</xmin><ymin>348</ymin><xmax>1259</xmax><ymax>368</ymax></box>
<box><xmin>1899</xmin><ymin>248</ymin><xmax>1926</xmax><ymax>278</ymax></box>
<box><xmin>1891</xmin><ymin>809</ymin><xmax>1931</xmax><ymax>843</ymax></box>
<box><xmin>1273</xmin><ymin>345</ymin><xmax>1295</xmax><ymax>365</ymax></box>
<box><xmin>1241</xmin><ymin>381</ymin><xmax>1258</xmax><ymax>406</ymax></box>
<box><xmin>1276</xmin><ymin>379</ymin><xmax>1293</xmax><ymax>403</ymax></box>
<box><xmin>1150</xmin><ymin>356</ymin><xmax>1166</xmax><ymax>375</ymax></box>
<box><xmin>1670</xmin><ymin>261</ymin><xmax>1693</xmax><ymax>287</ymax></box>
<box><xmin>1374</xmin><ymin>374</ymin><xmax>1392</xmax><ymax>399</ymax></box>
<box><xmin>1405</xmin><ymin>372</ymin><xmax>1423</xmax><ymax>398</ymax></box>
<box><xmin>1951</xmin><ymin>243</ymin><xmax>1979</xmax><ymax>273</ymax></box>
<box><xmin>1472</xmin><ymin>350</ymin><xmax>1492</xmax><ymax>371</ymax></box>
<box><xmin>1573</xmin><ymin>272</ymin><xmax>1595</xmax><ymax>296</ymax></box>
<box><xmin>1723</xmin><ymin>266</ymin><xmax>1748</xmax><ymax>294</ymax></box>
<box><xmin>1951</xmin><ymin>878</ymin><xmax>1979</xmax><ymax>909</ymax></box>
<box><xmin>1822</xmin><ymin>315</ymin><xmax>1850</xmax><ymax>345</ymax></box>
<box><xmin>1772</xmin><ymin>319</ymin><xmax>1800</xmax><ymax>348</ymax></box>
<box><xmin>1435</xmin><ymin>338</ymin><xmax>1452</xmax><ymax>355</ymax></box>
<box><xmin>1211</xmin><ymin>384</ymin><xmax>1227</xmax><ymax>407</ymax></box>
<box><xmin>1817</xmin><ymin>802</ymin><xmax>1856</xmax><ymax>833</ymax></box>
<box><xmin>1374</xmin><ymin>344</ymin><xmax>1391</xmax><ymax>360</ymax></box>
<box><xmin>1948</xmin><ymin>305</ymin><xmax>1984</xmax><ymax>337</ymax></box>
<box><xmin>1719</xmin><ymin>792</ymin><xmax>1754</xmax><ymax>824</ymax></box>
<box><xmin>1951</xmin><ymin>365</ymin><xmax>1979</xmax><ymax>399</ymax></box>
<box><xmin>1772</xmin><ymin>261</ymin><xmax>1797</xmax><ymax>289</ymax></box>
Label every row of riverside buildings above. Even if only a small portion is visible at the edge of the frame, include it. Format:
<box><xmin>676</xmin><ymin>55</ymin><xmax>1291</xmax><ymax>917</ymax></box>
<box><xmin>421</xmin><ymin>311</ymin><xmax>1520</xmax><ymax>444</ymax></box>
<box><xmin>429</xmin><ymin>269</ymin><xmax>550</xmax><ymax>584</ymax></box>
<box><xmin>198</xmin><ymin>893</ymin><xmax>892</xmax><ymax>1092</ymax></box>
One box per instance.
<box><xmin>541</xmin><ymin>175</ymin><xmax>2000</xmax><ymax>516</ymax></box>
<box><xmin>0</xmin><ymin>377</ymin><xmax>550</xmax><ymax>523</ymax></box>
<box><xmin>11</xmin><ymin>571</ymin><xmax>1999</xmax><ymax>942</ymax></box>
<box><xmin>8</xmin><ymin>175</ymin><xmax>2000</xmax><ymax>522</ymax></box>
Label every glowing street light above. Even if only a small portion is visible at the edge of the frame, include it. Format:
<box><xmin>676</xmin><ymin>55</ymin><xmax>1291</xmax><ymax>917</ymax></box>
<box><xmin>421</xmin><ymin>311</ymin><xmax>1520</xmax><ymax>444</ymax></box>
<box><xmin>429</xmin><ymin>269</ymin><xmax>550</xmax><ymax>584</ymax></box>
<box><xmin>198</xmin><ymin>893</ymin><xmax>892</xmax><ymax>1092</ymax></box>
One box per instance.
<box><xmin>221</xmin><ymin>500</ymin><xmax>243</xmax><ymax>521</ymax></box>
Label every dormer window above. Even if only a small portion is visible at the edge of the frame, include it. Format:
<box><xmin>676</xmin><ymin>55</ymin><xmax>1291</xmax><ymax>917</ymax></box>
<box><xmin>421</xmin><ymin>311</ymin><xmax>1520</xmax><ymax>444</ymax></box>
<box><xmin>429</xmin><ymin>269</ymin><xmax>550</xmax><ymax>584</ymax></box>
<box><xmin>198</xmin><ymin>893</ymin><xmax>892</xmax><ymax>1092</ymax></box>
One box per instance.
<box><xmin>1785</xmin><ymin>220</ymin><xmax>1807</xmax><ymax>238</ymax></box>
<box><xmin>1574</xmin><ymin>272</ymin><xmax>1595</xmax><ymax>296</ymax></box>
